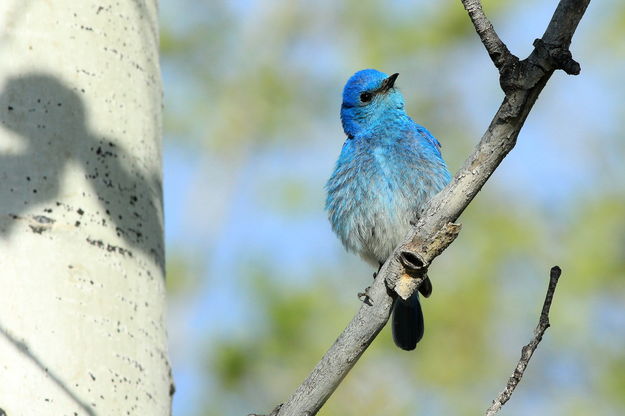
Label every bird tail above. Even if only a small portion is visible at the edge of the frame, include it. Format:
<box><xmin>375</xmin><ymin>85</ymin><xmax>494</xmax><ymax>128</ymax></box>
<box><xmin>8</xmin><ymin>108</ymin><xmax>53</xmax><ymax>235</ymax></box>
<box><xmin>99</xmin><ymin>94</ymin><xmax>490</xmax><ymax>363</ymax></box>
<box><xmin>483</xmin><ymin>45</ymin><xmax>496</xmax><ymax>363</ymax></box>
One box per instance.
<box><xmin>391</xmin><ymin>292</ymin><xmax>424</xmax><ymax>351</ymax></box>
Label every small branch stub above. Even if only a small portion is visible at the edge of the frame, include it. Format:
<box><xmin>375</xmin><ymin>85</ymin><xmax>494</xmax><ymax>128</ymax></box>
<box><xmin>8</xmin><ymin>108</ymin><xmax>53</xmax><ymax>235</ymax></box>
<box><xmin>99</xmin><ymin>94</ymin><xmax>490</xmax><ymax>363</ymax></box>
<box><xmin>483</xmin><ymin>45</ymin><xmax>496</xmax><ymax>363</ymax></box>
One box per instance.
<box><xmin>393</xmin><ymin>222</ymin><xmax>462</xmax><ymax>300</ymax></box>
<box><xmin>533</xmin><ymin>39</ymin><xmax>580</xmax><ymax>75</ymax></box>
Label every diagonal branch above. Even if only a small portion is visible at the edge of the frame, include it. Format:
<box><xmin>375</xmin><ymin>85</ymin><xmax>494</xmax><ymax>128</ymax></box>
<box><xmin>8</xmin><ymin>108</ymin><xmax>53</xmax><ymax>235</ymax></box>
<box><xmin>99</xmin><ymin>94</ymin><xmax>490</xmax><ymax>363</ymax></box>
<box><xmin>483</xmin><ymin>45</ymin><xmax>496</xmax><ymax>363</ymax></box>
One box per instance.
<box><xmin>253</xmin><ymin>1</ymin><xmax>591</xmax><ymax>415</ymax></box>
<box><xmin>461</xmin><ymin>0</ymin><xmax>515</xmax><ymax>70</ymax></box>
<box><xmin>485</xmin><ymin>266</ymin><xmax>563</xmax><ymax>415</ymax></box>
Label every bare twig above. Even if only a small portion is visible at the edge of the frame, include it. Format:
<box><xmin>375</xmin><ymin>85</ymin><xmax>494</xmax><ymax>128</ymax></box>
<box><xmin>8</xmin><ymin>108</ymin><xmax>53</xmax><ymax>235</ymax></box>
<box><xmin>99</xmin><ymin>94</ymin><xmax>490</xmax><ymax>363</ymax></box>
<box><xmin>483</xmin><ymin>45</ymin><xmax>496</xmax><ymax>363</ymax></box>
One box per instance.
<box><xmin>256</xmin><ymin>2</ymin><xmax>591</xmax><ymax>415</ymax></box>
<box><xmin>485</xmin><ymin>266</ymin><xmax>563</xmax><ymax>415</ymax></box>
<box><xmin>460</xmin><ymin>0</ymin><xmax>514</xmax><ymax>69</ymax></box>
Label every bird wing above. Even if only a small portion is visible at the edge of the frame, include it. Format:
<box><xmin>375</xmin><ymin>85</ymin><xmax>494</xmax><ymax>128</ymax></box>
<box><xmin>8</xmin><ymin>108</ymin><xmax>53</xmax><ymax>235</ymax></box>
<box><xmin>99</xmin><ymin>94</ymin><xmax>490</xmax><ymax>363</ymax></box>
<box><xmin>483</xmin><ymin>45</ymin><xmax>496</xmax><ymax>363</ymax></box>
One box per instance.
<box><xmin>414</xmin><ymin>125</ymin><xmax>442</xmax><ymax>153</ymax></box>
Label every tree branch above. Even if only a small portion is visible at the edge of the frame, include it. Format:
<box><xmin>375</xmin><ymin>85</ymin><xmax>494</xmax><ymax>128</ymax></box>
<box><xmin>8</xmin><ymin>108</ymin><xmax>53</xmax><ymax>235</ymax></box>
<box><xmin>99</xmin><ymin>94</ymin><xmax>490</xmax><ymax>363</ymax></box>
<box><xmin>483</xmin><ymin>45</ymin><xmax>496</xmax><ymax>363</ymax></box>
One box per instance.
<box><xmin>254</xmin><ymin>1</ymin><xmax>590</xmax><ymax>415</ymax></box>
<box><xmin>460</xmin><ymin>0</ymin><xmax>514</xmax><ymax>70</ymax></box>
<box><xmin>485</xmin><ymin>266</ymin><xmax>563</xmax><ymax>415</ymax></box>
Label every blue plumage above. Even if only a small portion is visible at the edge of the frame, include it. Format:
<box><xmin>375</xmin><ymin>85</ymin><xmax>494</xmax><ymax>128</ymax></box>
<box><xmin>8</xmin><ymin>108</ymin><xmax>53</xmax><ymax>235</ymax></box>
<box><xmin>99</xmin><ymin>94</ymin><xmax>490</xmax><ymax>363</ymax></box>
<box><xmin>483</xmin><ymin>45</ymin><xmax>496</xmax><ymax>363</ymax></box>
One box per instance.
<box><xmin>326</xmin><ymin>69</ymin><xmax>451</xmax><ymax>350</ymax></box>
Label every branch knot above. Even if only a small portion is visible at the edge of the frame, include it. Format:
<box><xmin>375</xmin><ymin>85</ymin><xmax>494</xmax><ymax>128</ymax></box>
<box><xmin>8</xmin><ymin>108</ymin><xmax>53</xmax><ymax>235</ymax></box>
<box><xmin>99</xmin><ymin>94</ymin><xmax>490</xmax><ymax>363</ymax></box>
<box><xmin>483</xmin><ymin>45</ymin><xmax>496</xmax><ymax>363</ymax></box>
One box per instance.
<box><xmin>532</xmin><ymin>38</ymin><xmax>580</xmax><ymax>75</ymax></box>
<box><xmin>387</xmin><ymin>222</ymin><xmax>461</xmax><ymax>300</ymax></box>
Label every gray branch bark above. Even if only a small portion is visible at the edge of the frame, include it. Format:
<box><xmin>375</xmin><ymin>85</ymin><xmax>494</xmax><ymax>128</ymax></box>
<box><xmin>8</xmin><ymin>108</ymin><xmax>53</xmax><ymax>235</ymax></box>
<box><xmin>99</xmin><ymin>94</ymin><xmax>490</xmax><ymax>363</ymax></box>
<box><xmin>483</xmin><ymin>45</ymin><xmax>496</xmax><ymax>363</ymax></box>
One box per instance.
<box><xmin>461</xmin><ymin>0</ymin><xmax>513</xmax><ymax>69</ymax></box>
<box><xmin>485</xmin><ymin>266</ymin><xmax>563</xmax><ymax>415</ymax></box>
<box><xmin>255</xmin><ymin>1</ymin><xmax>591</xmax><ymax>415</ymax></box>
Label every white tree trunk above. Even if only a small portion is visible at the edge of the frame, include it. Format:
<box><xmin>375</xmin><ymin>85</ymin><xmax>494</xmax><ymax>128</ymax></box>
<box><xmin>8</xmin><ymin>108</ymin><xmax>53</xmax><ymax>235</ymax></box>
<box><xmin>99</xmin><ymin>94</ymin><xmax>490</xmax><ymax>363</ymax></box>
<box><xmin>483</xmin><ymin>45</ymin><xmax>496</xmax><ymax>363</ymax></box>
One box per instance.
<box><xmin>0</xmin><ymin>1</ymin><xmax>172</xmax><ymax>414</ymax></box>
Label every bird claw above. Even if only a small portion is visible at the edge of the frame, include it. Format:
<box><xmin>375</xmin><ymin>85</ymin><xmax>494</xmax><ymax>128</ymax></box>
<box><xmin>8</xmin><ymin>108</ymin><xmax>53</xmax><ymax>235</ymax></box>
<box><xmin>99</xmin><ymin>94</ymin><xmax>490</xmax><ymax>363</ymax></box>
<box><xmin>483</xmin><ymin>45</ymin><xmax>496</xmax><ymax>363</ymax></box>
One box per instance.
<box><xmin>358</xmin><ymin>287</ymin><xmax>373</xmax><ymax>305</ymax></box>
<box><xmin>248</xmin><ymin>403</ymin><xmax>283</xmax><ymax>416</ymax></box>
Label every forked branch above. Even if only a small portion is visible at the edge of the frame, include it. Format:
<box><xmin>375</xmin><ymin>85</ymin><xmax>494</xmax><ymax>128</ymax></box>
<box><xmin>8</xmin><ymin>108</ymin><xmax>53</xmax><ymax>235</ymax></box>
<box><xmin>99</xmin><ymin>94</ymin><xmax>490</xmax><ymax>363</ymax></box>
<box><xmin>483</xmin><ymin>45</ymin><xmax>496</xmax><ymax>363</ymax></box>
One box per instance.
<box><xmin>253</xmin><ymin>1</ymin><xmax>590</xmax><ymax>415</ymax></box>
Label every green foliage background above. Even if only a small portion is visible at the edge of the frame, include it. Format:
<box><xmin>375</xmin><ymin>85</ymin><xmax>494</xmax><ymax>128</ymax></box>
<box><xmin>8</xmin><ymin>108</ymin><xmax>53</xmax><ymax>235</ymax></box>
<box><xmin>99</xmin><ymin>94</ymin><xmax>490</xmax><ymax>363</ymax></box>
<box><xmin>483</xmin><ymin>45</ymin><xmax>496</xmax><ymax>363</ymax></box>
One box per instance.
<box><xmin>161</xmin><ymin>1</ymin><xmax>625</xmax><ymax>415</ymax></box>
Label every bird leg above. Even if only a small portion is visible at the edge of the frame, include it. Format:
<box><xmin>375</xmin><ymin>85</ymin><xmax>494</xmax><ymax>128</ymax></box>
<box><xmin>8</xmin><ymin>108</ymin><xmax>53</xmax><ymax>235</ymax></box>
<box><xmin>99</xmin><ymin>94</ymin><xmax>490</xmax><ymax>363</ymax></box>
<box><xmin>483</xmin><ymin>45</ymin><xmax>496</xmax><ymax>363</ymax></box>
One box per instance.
<box><xmin>357</xmin><ymin>288</ymin><xmax>374</xmax><ymax>306</ymax></box>
<box><xmin>358</xmin><ymin>262</ymin><xmax>384</xmax><ymax>305</ymax></box>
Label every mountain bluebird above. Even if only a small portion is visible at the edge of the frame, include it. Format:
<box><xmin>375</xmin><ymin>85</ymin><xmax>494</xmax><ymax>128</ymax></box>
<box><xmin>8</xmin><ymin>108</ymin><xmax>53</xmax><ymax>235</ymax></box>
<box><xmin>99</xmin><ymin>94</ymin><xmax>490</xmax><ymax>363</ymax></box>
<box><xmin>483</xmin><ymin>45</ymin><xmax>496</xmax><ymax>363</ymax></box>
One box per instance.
<box><xmin>326</xmin><ymin>69</ymin><xmax>451</xmax><ymax>350</ymax></box>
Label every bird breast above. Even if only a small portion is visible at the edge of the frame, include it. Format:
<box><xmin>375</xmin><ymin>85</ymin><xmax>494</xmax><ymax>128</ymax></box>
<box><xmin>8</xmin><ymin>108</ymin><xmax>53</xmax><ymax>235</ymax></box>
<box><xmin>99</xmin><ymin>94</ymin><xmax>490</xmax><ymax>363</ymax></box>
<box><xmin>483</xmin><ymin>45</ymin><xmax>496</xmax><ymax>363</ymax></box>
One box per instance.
<box><xmin>327</xmin><ymin>139</ymin><xmax>432</xmax><ymax>266</ymax></box>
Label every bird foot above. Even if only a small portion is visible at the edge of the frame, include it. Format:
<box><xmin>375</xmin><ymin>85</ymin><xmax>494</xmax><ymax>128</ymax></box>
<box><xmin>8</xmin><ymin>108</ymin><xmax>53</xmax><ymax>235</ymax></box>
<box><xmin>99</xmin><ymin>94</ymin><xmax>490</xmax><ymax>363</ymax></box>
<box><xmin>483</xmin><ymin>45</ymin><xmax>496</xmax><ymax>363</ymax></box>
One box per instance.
<box><xmin>358</xmin><ymin>286</ymin><xmax>373</xmax><ymax>305</ymax></box>
<box><xmin>248</xmin><ymin>403</ymin><xmax>283</xmax><ymax>416</ymax></box>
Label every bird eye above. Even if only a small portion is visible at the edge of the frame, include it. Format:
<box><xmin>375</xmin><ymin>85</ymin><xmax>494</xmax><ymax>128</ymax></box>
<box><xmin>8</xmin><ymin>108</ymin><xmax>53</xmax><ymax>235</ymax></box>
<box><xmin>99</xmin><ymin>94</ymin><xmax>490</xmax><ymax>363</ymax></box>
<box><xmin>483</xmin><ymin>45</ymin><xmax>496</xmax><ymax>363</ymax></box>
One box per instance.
<box><xmin>360</xmin><ymin>92</ymin><xmax>373</xmax><ymax>103</ymax></box>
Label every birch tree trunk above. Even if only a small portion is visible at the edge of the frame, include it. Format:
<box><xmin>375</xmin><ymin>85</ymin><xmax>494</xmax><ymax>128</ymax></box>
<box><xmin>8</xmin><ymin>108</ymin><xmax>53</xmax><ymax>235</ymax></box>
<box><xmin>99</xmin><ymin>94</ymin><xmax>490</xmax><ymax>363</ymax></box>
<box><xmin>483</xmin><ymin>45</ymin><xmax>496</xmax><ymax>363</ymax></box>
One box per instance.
<box><xmin>0</xmin><ymin>1</ymin><xmax>172</xmax><ymax>414</ymax></box>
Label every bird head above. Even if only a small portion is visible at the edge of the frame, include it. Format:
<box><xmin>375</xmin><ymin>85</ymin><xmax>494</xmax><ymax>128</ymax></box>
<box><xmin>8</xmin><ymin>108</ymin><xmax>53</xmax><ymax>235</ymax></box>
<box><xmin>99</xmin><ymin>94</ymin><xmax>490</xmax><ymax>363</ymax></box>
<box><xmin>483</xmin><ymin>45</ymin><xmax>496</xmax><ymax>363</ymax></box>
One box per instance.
<box><xmin>340</xmin><ymin>69</ymin><xmax>405</xmax><ymax>137</ymax></box>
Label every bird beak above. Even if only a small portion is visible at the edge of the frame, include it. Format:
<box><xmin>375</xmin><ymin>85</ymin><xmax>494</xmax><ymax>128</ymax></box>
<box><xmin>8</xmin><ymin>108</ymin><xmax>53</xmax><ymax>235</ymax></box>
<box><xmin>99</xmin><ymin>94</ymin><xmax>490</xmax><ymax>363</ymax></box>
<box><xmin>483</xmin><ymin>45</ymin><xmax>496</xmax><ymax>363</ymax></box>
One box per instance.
<box><xmin>380</xmin><ymin>73</ymin><xmax>399</xmax><ymax>92</ymax></box>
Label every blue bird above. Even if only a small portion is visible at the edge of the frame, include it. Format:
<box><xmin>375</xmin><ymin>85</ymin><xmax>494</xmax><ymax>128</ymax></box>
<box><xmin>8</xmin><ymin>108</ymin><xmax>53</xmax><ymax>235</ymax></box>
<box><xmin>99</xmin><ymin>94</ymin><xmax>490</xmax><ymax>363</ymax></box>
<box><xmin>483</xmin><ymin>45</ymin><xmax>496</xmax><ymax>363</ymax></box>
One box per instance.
<box><xmin>326</xmin><ymin>69</ymin><xmax>451</xmax><ymax>350</ymax></box>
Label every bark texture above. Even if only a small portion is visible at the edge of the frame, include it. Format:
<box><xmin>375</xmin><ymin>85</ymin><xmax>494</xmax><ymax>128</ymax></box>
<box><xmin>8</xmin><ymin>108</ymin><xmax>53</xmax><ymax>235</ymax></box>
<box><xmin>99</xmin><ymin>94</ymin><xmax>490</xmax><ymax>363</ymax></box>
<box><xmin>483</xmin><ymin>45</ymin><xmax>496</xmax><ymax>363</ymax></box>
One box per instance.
<box><xmin>0</xmin><ymin>1</ymin><xmax>172</xmax><ymax>414</ymax></box>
